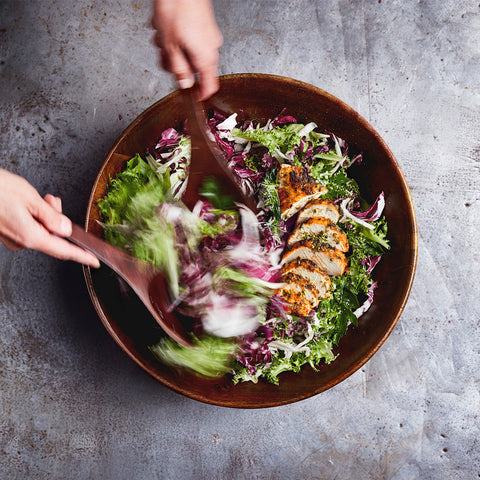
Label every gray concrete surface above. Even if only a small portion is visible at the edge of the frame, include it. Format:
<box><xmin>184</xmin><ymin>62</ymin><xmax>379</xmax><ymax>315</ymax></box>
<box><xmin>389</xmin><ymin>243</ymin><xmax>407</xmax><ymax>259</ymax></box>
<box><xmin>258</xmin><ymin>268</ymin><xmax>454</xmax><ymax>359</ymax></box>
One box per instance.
<box><xmin>1</xmin><ymin>0</ymin><xmax>479</xmax><ymax>478</ymax></box>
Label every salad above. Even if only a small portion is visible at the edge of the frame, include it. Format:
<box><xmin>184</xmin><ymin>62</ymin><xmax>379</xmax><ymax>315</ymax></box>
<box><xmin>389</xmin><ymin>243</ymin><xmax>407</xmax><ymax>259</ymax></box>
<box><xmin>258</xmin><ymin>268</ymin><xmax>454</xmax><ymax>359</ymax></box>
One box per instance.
<box><xmin>98</xmin><ymin>108</ymin><xmax>389</xmax><ymax>385</ymax></box>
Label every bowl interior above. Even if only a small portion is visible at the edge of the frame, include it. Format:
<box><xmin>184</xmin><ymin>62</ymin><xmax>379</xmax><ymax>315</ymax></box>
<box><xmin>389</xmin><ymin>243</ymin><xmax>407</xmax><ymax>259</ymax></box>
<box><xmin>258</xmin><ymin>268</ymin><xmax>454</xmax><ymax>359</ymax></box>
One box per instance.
<box><xmin>83</xmin><ymin>74</ymin><xmax>417</xmax><ymax>408</ymax></box>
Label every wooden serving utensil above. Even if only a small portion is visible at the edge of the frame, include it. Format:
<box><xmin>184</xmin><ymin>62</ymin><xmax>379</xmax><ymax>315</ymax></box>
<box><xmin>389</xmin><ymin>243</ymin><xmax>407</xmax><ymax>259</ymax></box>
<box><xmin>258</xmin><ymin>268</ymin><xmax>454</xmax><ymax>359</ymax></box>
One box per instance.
<box><xmin>69</xmin><ymin>223</ymin><xmax>191</xmax><ymax>347</ymax></box>
<box><xmin>181</xmin><ymin>87</ymin><xmax>258</xmax><ymax>213</ymax></box>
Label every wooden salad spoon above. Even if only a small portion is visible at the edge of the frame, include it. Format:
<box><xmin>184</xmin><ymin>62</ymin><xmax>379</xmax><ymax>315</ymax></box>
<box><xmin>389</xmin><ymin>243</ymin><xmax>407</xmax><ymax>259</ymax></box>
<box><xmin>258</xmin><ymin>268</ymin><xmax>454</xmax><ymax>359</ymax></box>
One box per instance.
<box><xmin>181</xmin><ymin>86</ymin><xmax>258</xmax><ymax>213</ymax></box>
<box><xmin>69</xmin><ymin>224</ymin><xmax>191</xmax><ymax>347</ymax></box>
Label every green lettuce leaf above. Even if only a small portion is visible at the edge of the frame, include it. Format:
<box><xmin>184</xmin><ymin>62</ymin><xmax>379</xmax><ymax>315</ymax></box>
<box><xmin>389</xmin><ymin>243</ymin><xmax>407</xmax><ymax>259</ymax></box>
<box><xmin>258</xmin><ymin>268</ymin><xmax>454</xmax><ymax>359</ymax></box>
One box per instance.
<box><xmin>97</xmin><ymin>154</ymin><xmax>178</xmax><ymax>288</ymax></box>
<box><xmin>150</xmin><ymin>335</ymin><xmax>236</xmax><ymax>378</ymax></box>
<box><xmin>232</xmin><ymin>123</ymin><xmax>326</xmax><ymax>156</ymax></box>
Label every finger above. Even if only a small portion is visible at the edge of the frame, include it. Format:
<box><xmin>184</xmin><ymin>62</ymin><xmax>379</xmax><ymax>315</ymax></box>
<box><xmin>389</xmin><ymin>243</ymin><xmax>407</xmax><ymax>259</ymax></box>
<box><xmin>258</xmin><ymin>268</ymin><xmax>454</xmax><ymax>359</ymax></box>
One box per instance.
<box><xmin>30</xmin><ymin>197</ymin><xmax>72</xmax><ymax>238</ymax></box>
<box><xmin>164</xmin><ymin>47</ymin><xmax>195</xmax><ymax>89</ymax></box>
<box><xmin>40</xmin><ymin>197</ymin><xmax>100</xmax><ymax>268</ymax></box>
<box><xmin>186</xmin><ymin>37</ymin><xmax>221</xmax><ymax>100</ymax></box>
<box><xmin>196</xmin><ymin>62</ymin><xmax>220</xmax><ymax>100</ymax></box>
<box><xmin>33</xmin><ymin>196</ymin><xmax>100</xmax><ymax>267</ymax></box>
<box><xmin>44</xmin><ymin>194</ymin><xmax>62</xmax><ymax>213</ymax></box>
<box><xmin>28</xmin><ymin>228</ymin><xmax>100</xmax><ymax>268</ymax></box>
<box><xmin>11</xmin><ymin>213</ymin><xmax>100</xmax><ymax>267</ymax></box>
<box><xmin>0</xmin><ymin>233</ymin><xmax>22</xmax><ymax>251</ymax></box>
<box><xmin>21</xmin><ymin>219</ymin><xmax>101</xmax><ymax>268</ymax></box>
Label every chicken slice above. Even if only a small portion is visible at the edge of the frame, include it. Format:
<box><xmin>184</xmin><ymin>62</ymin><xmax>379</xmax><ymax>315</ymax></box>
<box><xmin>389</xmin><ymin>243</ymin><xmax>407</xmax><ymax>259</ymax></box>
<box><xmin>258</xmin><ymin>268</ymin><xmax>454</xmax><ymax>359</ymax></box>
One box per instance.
<box><xmin>276</xmin><ymin>283</ymin><xmax>314</xmax><ymax>317</ymax></box>
<box><xmin>277</xmin><ymin>164</ymin><xmax>327</xmax><ymax>220</ymax></box>
<box><xmin>282</xmin><ymin>240</ymin><xmax>348</xmax><ymax>277</ymax></box>
<box><xmin>296</xmin><ymin>199</ymin><xmax>340</xmax><ymax>225</ymax></box>
<box><xmin>287</xmin><ymin>217</ymin><xmax>349</xmax><ymax>252</ymax></box>
<box><xmin>276</xmin><ymin>270</ymin><xmax>320</xmax><ymax>317</ymax></box>
<box><xmin>281</xmin><ymin>271</ymin><xmax>320</xmax><ymax>308</ymax></box>
<box><xmin>282</xmin><ymin>258</ymin><xmax>331</xmax><ymax>299</ymax></box>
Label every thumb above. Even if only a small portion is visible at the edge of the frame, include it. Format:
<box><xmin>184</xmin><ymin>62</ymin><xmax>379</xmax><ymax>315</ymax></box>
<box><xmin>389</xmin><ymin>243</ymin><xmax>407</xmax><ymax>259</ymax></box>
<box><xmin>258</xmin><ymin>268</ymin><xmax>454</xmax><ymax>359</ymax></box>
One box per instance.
<box><xmin>31</xmin><ymin>195</ymin><xmax>72</xmax><ymax>238</ymax></box>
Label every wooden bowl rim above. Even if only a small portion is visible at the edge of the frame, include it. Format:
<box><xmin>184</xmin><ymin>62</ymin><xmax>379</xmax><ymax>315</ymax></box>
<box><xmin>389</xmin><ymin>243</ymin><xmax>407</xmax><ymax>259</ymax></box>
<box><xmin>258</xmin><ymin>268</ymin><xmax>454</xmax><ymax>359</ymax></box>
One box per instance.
<box><xmin>82</xmin><ymin>73</ymin><xmax>418</xmax><ymax>408</ymax></box>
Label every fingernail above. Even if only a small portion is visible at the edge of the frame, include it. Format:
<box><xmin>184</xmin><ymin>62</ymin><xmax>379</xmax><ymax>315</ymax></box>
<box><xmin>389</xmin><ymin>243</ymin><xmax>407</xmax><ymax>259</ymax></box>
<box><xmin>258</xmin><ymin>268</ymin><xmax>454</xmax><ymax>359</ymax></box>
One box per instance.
<box><xmin>60</xmin><ymin>217</ymin><xmax>72</xmax><ymax>236</ymax></box>
<box><xmin>178</xmin><ymin>77</ymin><xmax>194</xmax><ymax>89</ymax></box>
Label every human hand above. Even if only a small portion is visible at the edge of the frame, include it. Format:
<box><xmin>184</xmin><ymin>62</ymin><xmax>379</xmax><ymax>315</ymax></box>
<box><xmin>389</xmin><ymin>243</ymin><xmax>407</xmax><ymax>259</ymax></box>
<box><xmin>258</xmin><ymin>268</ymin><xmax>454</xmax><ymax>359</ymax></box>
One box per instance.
<box><xmin>152</xmin><ymin>0</ymin><xmax>223</xmax><ymax>100</ymax></box>
<box><xmin>0</xmin><ymin>169</ymin><xmax>100</xmax><ymax>268</ymax></box>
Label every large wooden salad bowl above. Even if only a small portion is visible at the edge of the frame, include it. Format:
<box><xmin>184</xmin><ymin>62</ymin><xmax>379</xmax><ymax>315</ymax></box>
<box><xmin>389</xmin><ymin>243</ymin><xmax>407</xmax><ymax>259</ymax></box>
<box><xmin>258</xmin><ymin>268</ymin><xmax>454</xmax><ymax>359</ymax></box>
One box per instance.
<box><xmin>83</xmin><ymin>74</ymin><xmax>417</xmax><ymax>408</ymax></box>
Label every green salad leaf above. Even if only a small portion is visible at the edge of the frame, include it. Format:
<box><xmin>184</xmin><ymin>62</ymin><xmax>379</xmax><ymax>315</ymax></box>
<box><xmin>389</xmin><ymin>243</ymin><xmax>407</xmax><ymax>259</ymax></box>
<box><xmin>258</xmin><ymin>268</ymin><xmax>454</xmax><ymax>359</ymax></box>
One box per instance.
<box><xmin>232</xmin><ymin>123</ymin><xmax>327</xmax><ymax>156</ymax></box>
<box><xmin>150</xmin><ymin>336</ymin><xmax>236</xmax><ymax>378</ymax></box>
<box><xmin>98</xmin><ymin>154</ymin><xmax>178</xmax><ymax>289</ymax></box>
<box><xmin>199</xmin><ymin>176</ymin><xmax>235</xmax><ymax>210</ymax></box>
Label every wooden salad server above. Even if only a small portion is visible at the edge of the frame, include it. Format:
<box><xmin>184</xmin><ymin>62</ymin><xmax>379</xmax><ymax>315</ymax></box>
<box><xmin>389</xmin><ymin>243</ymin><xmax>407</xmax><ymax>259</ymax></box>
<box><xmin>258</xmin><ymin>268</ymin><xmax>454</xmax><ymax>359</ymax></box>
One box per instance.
<box><xmin>181</xmin><ymin>86</ymin><xmax>258</xmax><ymax>213</ymax></box>
<box><xmin>69</xmin><ymin>223</ymin><xmax>191</xmax><ymax>347</ymax></box>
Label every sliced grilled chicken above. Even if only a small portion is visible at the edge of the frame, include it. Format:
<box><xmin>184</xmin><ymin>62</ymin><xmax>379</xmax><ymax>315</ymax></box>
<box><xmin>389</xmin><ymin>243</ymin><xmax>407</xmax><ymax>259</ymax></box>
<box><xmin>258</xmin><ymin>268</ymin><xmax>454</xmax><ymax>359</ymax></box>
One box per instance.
<box><xmin>276</xmin><ymin>271</ymin><xmax>319</xmax><ymax>317</ymax></box>
<box><xmin>287</xmin><ymin>217</ymin><xmax>349</xmax><ymax>252</ymax></box>
<box><xmin>296</xmin><ymin>199</ymin><xmax>340</xmax><ymax>225</ymax></box>
<box><xmin>276</xmin><ymin>283</ymin><xmax>313</xmax><ymax>317</ymax></box>
<box><xmin>277</xmin><ymin>164</ymin><xmax>327</xmax><ymax>220</ymax></box>
<box><xmin>281</xmin><ymin>271</ymin><xmax>320</xmax><ymax>308</ymax></box>
<box><xmin>282</xmin><ymin>258</ymin><xmax>331</xmax><ymax>299</ymax></box>
<box><xmin>282</xmin><ymin>240</ymin><xmax>348</xmax><ymax>276</ymax></box>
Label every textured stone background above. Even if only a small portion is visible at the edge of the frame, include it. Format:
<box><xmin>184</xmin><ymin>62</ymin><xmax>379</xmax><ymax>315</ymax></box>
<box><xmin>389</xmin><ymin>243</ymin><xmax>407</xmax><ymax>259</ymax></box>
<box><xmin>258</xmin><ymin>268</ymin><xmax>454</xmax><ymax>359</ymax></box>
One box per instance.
<box><xmin>1</xmin><ymin>1</ymin><xmax>479</xmax><ymax>478</ymax></box>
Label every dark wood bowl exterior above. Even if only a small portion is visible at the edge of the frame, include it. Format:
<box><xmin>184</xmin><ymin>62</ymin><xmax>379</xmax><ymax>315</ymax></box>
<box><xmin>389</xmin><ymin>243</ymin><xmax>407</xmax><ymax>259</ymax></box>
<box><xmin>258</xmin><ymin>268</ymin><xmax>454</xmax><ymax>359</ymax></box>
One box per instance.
<box><xmin>83</xmin><ymin>74</ymin><xmax>418</xmax><ymax>408</ymax></box>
